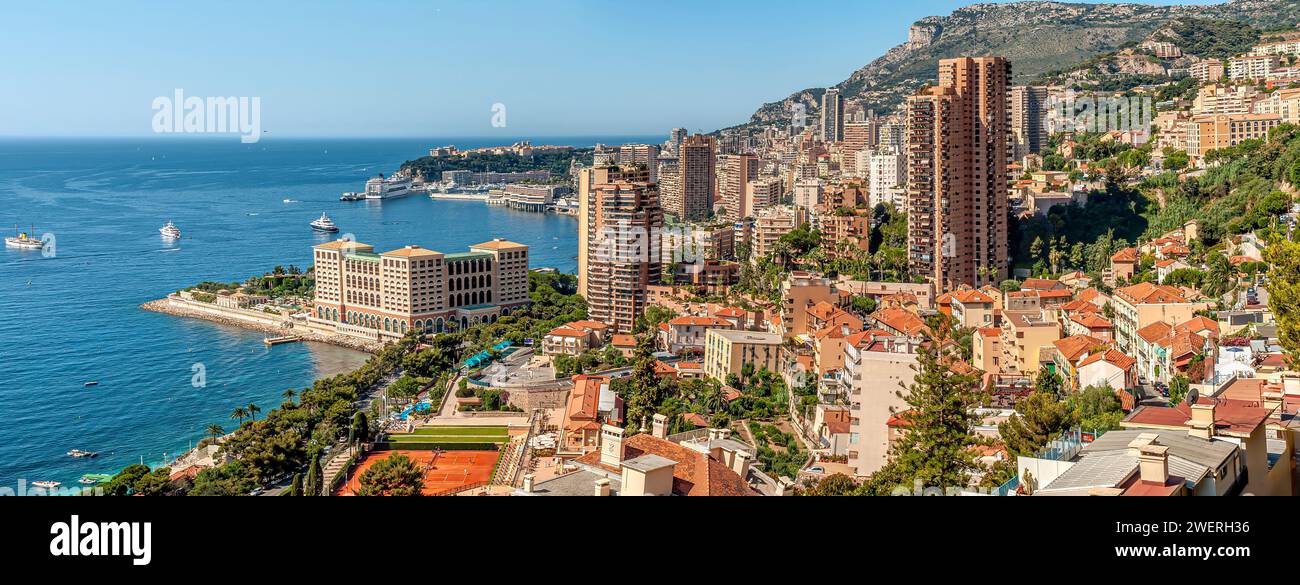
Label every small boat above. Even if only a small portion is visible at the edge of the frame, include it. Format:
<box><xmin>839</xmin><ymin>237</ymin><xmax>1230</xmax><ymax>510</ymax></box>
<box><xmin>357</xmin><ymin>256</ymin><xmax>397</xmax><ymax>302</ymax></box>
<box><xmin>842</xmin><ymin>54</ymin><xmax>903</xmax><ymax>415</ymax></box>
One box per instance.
<box><xmin>340</xmin><ymin>191</ymin><xmax>365</xmax><ymax>201</ymax></box>
<box><xmin>5</xmin><ymin>225</ymin><xmax>43</xmax><ymax>250</ymax></box>
<box><xmin>159</xmin><ymin>221</ymin><xmax>182</xmax><ymax>240</ymax></box>
<box><xmin>283</xmin><ymin>198</ymin><xmax>298</xmax><ymax>203</ymax></box>
<box><xmin>84</xmin><ymin>381</ymin><xmax>98</xmax><ymax>387</ymax></box>
<box><xmin>31</xmin><ymin>481</ymin><xmax>61</xmax><ymax>489</ymax></box>
<box><xmin>68</xmin><ymin>449</ymin><xmax>98</xmax><ymax>458</ymax></box>
<box><xmin>310</xmin><ymin>212</ymin><xmax>339</xmax><ymax>233</ymax></box>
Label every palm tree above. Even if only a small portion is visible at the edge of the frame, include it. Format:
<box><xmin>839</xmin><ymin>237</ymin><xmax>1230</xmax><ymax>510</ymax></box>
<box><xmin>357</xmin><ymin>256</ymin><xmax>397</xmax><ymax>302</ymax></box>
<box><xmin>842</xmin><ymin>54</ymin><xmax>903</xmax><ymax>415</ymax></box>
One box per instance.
<box><xmin>206</xmin><ymin>424</ymin><xmax>224</xmax><ymax>441</ymax></box>
<box><xmin>703</xmin><ymin>387</ymin><xmax>727</xmax><ymax>414</ymax></box>
<box><xmin>282</xmin><ymin>389</ymin><xmax>297</xmax><ymax>402</ymax></box>
<box><xmin>246</xmin><ymin>403</ymin><xmax>261</xmax><ymax>421</ymax></box>
<box><xmin>230</xmin><ymin>407</ymin><xmax>247</xmax><ymax>425</ymax></box>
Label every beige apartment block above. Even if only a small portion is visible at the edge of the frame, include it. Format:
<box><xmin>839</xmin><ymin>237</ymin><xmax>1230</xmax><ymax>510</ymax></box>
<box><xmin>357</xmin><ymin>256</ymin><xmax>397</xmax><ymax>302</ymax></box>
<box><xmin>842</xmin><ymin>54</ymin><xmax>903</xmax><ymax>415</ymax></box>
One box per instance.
<box><xmin>999</xmin><ymin>310</ymin><xmax>1061</xmax><ymax>375</ymax></box>
<box><xmin>703</xmin><ymin>329</ymin><xmax>784</xmax><ymax>383</ymax></box>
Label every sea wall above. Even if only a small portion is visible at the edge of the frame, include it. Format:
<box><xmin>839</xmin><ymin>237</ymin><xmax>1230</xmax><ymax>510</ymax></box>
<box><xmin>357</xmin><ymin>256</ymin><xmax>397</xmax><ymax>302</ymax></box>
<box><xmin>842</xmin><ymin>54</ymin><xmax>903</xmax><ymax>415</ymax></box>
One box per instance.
<box><xmin>141</xmin><ymin>295</ymin><xmax>382</xmax><ymax>353</ymax></box>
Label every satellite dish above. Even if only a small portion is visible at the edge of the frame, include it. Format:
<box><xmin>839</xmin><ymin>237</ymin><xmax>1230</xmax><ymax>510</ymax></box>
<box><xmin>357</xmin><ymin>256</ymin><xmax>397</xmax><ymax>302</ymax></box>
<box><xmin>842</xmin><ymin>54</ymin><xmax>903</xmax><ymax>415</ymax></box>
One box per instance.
<box><xmin>1185</xmin><ymin>388</ymin><xmax>1199</xmax><ymax>406</ymax></box>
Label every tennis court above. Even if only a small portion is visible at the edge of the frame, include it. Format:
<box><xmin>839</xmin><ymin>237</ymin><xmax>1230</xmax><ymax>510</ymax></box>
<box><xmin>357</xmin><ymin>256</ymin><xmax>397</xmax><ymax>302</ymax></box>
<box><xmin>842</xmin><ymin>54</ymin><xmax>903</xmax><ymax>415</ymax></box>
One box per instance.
<box><xmin>336</xmin><ymin>449</ymin><xmax>500</xmax><ymax>496</ymax></box>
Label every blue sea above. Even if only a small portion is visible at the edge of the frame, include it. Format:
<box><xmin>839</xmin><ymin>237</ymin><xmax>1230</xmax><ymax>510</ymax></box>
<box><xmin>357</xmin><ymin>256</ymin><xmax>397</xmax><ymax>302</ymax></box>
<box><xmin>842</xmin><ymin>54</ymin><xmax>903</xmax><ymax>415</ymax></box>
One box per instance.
<box><xmin>0</xmin><ymin>135</ymin><xmax>649</xmax><ymax>489</ymax></box>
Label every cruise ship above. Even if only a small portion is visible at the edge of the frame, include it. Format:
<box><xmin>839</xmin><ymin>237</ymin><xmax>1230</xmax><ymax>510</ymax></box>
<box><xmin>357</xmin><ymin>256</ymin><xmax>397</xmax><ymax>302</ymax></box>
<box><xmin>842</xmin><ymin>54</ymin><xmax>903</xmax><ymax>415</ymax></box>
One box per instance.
<box><xmin>364</xmin><ymin>174</ymin><xmax>414</xmax><ymax>200</ymax></box>
<box><xmin>4</xmin><ymin>227</ymin><xmax>42</xmax><ymax>250</ymax></box>
<box><xmin>159</xmin><ymin>221</ymin><xmax>182</xmax><ymax>240</ymax></box>
<box><xmin>310</xmin><ymin>212</ymin><xmax>339</xmax><ymax>232</ymax></box>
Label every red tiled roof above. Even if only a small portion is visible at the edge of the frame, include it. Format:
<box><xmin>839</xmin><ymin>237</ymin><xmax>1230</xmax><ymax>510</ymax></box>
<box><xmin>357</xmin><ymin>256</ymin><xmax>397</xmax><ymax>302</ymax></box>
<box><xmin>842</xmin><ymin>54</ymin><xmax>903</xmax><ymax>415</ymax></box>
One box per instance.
<box><xmin>1123</xmin><ymin>398</ymin><xmax>1272</xmax><ymax>437</ymax></box>
<box><xmin>1021</xmin><ymin>278</ymin><xmax>1065</xmax><ymax>291</ymax></box>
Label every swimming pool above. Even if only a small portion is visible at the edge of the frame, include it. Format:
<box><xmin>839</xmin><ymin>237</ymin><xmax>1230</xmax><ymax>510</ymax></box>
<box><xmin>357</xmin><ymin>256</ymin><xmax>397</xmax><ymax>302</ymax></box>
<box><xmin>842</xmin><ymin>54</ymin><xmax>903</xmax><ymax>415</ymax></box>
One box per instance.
<box><xmin>398</xmin><ymin>401</ymin><xmax>432</xmax><ymax>420</ymax></box>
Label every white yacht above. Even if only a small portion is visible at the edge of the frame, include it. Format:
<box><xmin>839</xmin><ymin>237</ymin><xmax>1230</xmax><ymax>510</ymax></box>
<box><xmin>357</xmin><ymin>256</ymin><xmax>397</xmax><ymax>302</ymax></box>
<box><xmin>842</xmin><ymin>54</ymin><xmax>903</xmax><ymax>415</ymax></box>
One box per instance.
<box><xmin>159</xmin><ymin>221</ymin><xmax>182</xmax><ymax>240</ymax></box>
<box><xmin>4</xmin><ymin>226</ymin><xmax>42</xmax><ymax>250</ymax></box>
<box><xmin>310</xmin><ymin>212</ymin><xmax>339</xmax><ymax>233</ymax></box>
<box><xmin>364</xmin><ymin>174</ymin><xmax>414</xmax><ymax>200</ymax></box>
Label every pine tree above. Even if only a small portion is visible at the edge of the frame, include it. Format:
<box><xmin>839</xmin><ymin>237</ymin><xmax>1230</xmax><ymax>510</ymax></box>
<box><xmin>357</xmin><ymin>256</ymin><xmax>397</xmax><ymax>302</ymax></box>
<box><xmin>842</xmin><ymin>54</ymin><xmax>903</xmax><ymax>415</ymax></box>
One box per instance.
<box><xmin>624</xmin><ymin>332</ymin><xmax>669</xmax><ymax>431</ymax></box>
<box><xmin>999</xmin><ymin>391</ymin><xmax>1075</xmax><ymax>457</ymax></box>
<box><xmin>290</xmin><ymin>473</ymin><xmax>302</xmax><ymax>496</ymax></box>
<box><xmin>1266</xmin><ymin>233</ymin><xmax>1300</xmax><ymax>367</ymax></box>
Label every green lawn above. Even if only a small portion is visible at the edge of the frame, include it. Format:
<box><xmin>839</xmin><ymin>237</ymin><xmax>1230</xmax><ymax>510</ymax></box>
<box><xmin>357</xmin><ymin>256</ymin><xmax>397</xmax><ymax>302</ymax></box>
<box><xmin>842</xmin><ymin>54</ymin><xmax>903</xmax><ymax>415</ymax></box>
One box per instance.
<box><xmin>387</xmin><ymin>434</ymin><xmax>506</xmax><ymax>444</ymax></box>
<box><xmin>406</xmin><ymin>426</ymin><xmax>509</xmax><ymax>437</ymax></box>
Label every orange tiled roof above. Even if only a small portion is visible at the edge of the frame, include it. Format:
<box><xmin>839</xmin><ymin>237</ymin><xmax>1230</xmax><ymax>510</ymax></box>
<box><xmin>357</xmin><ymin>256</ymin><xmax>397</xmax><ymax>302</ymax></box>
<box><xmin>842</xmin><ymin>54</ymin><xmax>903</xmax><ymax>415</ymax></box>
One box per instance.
<box><xmin>572</xmin><ymin>433</ymin><xmax>759</xmax><ymax>496</ymax></box>
<box><xmin>1116</xmin><ymin>282</ymin><xmax>1189</xmax><ymax>304</ymax></box>
<box><xmin>871</xmin><ymin>308</ymin><xmax>929</xmax><ymax>337</ymax></box>
<box><xmin>952</xmin><ymin>289</ymin><xmax>995</xmax><ymax>304</ymax></box>
<box><xmin>1070</xmin><ymin>313</ymin><xmax>1113</xmax><ymax>329</ymax></box>
<box><xmin>547</xmin><ymin>327</ymin><xmax>589</xmax><ymax>338</ymax></box>
<box><xmin>1054</xmin><ymin>334</ymin><xmax>1107</xmax><ymax>362</ymax></box>
<box><xmin>667</xmin><ymin>315</ymin><xmax>733</xmax><ymax>327</ymax></box>
<box><xmin>1111</xmin><ymin>247</ymin><xmax>1139</xmax><ymax>263</ymax></box>
<box><xmin>611</xmin><ymin>334</ymin><xmax>637</xmax><ymax>347</ymax></box>
<box><xmin>1078</xmin><ymin>348</ymin><xmax>1136</xmax><ymax>371</ymax></box>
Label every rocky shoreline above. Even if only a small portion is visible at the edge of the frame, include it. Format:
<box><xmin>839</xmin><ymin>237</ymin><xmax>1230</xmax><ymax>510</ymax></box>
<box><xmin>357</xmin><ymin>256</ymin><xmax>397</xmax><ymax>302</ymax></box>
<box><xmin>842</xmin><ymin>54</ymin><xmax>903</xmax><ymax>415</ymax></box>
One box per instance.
<box><xmin>140</xmin><ymin>297</ymin><xmax>382</xmax><ymax>353</ymax></box>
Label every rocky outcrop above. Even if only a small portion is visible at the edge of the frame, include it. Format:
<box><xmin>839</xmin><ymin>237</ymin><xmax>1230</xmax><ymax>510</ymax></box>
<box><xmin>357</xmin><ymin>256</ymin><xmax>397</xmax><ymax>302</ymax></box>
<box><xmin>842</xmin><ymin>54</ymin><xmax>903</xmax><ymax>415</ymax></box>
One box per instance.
<box><xmin>729</xmin><ymin>0</ymin><xmax>1300</xmax><ymax>128</ymax></box>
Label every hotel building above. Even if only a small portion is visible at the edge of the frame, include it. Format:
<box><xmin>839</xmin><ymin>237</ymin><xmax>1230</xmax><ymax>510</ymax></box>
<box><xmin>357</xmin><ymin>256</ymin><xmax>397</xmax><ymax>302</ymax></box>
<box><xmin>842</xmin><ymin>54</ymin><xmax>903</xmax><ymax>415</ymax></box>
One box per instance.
<box><xmin>311</xmin><ymin>238</ymin><xmax>530</xmax><ymax>340</ymax></box>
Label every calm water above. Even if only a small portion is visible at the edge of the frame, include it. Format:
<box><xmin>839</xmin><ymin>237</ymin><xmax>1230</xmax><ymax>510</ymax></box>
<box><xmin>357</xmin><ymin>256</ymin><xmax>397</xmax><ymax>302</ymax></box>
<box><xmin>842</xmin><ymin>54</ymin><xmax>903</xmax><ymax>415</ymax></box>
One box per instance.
<box><xmin>0</xmin><ymin>136</ymin><xmax>641</xmax><ymax>487</ymax></box>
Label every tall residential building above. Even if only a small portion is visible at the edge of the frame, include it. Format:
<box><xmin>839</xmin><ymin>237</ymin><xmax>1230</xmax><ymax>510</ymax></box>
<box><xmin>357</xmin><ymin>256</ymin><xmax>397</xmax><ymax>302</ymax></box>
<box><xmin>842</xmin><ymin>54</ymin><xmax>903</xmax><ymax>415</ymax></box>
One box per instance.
<box><xmin>878</xmin><ymin>121</ymin><xmax>906</xmax><ymax>151</ymax></box>
<box><xmin>840</xmin><ymin>333</ymin><xmax>920</xmax><ymax>477</ymax></box>
<box><xmin>793</xmin><ymin>178</ymin><xmax>823</xmax><ymax>211</ymax></box>
<box><xmin>617</xmin><ymin>143</ymin><xmax>660</xmax><ymax>182</ymax></box>
<box><xmin>821</xmin><ymin>88</ymin><xmax>845</xmax><ymax>143</ymax></box>
<box><xmin>867</xmin><ymin>149</ymin><xmax>906</xmax><ymax>209</ymax></box>
<box><xmin>662</xmin><ymin>134</ymin><xmax>716</xmax><ymax>222</ymax></box>
<box><xmin>1009</xmin><ymin>85</ymin><xmax>1049</xmax><ymax>158</ymax></box>
<box><xmin>584</xmin><ymin>181</ymin><xmax>664</xmax><ymax>333</ymax></box>
<box><xmin>745</xmin><ymin>176</ymin><xmax>783</xmax><ymax>215</ymax></box>
<box><xmin>843</xmin><ymin>120</ymin><xmax>878</xmax><ymax>158</ymax></box>
<box><xmin>749</xmin><ymin>205</ymin><xmax>808</xmax><ymax>261</ymax></box>
<box><xmin>576</xmin><ymin>163</ymin><xmax>652</xmax><ymax>298</ymax></box>
<box><xmin>906</xmin><ymin>56</ymin><xmax>1011</xmax><ymax>290</ymax></box>
<box><xmin>656</xmin><ymin>153</ymin><xmax>681</xmax><ymax>218</ymax></box>
<box><xmin>311</xmin><ymin>238</ymin><xmax>530</xmax><ymax>339</ymax></box>
<box><xmin>717</xmin><ymin>153</ymin><xmax>760</xmax><ymax>221</ymax></box>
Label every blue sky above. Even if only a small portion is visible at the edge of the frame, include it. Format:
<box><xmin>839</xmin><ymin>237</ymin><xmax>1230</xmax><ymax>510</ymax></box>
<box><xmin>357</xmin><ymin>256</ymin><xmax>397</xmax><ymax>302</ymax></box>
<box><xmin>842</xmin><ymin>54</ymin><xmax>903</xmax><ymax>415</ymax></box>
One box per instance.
<box><xmin>0</xmin><ymin>0</ymin><xmax>1222</xmax><ymax>138</ymax></box>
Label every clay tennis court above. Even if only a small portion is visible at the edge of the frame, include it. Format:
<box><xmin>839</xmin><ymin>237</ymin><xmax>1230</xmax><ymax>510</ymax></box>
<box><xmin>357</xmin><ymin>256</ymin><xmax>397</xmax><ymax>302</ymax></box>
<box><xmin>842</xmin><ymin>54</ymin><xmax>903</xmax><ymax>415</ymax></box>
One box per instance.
<box><xmin>336</xmin><ymin>449</ymin><xmax>500</xmax><ymax>496</ymax></box>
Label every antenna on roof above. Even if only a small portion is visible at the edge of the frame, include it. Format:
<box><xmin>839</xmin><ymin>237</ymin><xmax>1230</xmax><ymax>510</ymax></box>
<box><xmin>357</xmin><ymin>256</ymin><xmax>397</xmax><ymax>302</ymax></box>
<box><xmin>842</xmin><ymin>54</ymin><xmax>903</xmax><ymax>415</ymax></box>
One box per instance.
<box><xmin>1185</xmin><ymin>388</ymin><xmax>1199</xmax><ymax>406</ymax></box>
